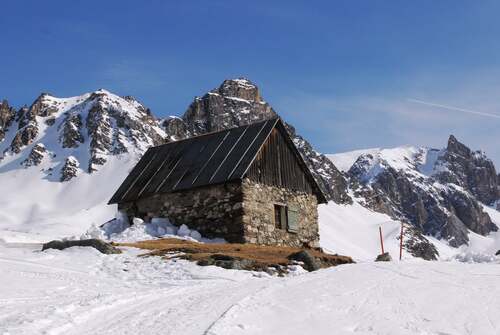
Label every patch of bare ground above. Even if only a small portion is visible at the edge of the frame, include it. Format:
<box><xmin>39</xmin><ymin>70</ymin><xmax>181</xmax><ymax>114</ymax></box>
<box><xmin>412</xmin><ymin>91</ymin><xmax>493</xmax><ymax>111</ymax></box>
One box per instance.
<box><xmin>118</xmin><ymin>239</ymin><xmax>354</xmax><ymax>274</ymax></box>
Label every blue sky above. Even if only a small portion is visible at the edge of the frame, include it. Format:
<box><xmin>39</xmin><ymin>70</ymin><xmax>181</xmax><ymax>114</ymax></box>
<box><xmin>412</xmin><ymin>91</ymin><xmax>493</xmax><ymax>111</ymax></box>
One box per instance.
<box><xmin>1</xmin><ymin>1</ymin><xmax>499</xmax><ymax>166</ymax></box>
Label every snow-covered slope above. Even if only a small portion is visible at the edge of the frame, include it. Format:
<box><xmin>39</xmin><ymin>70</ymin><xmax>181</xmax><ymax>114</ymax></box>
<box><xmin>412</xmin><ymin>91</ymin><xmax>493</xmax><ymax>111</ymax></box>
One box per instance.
<box><xmin>2</xmin><ymin>242</ymin><xmax>500</xmax><ymax>335</ymax></box>
<box><xmin>0</xmin><ymin>90</ymin><xmax>166</xmax><ymax>240</ymax></box>
<box><xmin>0</xmin><ymin>156</ymin><xmax>136</xmax><ymax>241</ymax></box>
<box><xmin>319</xmin><ymin>199</ymin><xmax>500</xmax><ymax>262</ymax></box>
<box><xmin>327</xmin><ymin>139</ymin><xmax>500</xmax><ymax>256</ymax></box>
<box><xmin>326</xmin><ymin>148</ymin><xmax>380</xmax><ymax>172</ymax></box>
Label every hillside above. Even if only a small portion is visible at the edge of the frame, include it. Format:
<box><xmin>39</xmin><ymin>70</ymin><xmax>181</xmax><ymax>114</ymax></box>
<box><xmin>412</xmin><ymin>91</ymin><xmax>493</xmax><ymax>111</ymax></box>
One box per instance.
<box><xmin>1</xmin><ymin>79</ymin><xmax>499</xmax><ymax>261</ymax></box>
<box><xmin>329</xmin><ymin>140</ymin><xmax>500</xmax><ymax>257</ymax></box>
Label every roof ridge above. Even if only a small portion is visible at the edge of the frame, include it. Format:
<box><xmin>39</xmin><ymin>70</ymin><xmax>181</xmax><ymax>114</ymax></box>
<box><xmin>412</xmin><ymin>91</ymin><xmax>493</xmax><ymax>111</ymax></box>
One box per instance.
<box><xmin>155</xmin><ymin>117</ymin><xmax>279</xmax><ymax>148</ymax></box>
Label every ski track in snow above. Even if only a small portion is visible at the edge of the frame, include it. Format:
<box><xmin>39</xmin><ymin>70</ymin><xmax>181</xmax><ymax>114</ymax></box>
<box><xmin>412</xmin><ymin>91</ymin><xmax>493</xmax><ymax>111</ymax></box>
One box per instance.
<box><xmin>1</xmin><ymin>243</ymin><xmax>500</xmax><ymax>335</ymax></box>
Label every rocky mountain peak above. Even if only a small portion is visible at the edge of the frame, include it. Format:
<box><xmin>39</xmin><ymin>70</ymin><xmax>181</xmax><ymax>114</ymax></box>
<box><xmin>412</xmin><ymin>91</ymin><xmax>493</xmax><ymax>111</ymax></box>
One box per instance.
<box><xmin>447</xmin><ymin>135</ymin><xmax>471</xmax><ymax>158</ymax></box>
<box><xmin>436</xmin><ymin>136</ymin><xmax>499</xmax><ymax>205</ymax></box>
<box><xmin>216</xmin><ymin>78</ymin><xmax>262</xmax><ymax>102</ymax></box>
<box><xmin>161</xmin><ymin>78</ymin><xmax>351</xmax><ymax>203</ymax></box>
<box><xmin>0</xmin><ymin>99</ymin><xmax>16</xmax><ymax>142</ymax></box>
<box><xmin>344</xmin><ymin>143</ymin><xmax>499</xmax><ymax>249</ymax></box>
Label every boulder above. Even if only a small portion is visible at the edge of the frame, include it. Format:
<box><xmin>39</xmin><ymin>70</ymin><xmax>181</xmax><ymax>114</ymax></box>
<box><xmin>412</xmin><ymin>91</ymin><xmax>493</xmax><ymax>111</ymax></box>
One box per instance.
<box><xmin>375</xmin><ymin>252</ymin><xmax>392</xmax><ymax>262</ymax></box>
<box><xmin>288</xmin><ymin>250</ymin><xmax>322</xmax><ymax>271</ymax></box>
<box><xmin>42</xmin><ymin>239</ymin><xmax>122</xmax><ymax>254</ymax></box>
<box><xmin>197</xmin><ymin>254</ymin><xmax>256</xmax><ymax>271</ymax></box>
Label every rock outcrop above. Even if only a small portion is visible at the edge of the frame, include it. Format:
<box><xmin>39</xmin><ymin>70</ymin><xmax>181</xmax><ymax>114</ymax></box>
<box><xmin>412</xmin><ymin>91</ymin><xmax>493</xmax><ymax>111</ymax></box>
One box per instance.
<box><xmin>59</xmin><ymin>114</ymin><xmax>84</xmax><ymax>148</ymax></box>
<box><xmin>60</xmin><ymin>156</ymin><xmax>80</xmax><ymax>182</ymax></box>
<box><xmin>22</xmin><ymin>143</ymin><xmax>46</xmax><ymax>167</ymax></box>
<box><xmin>42</xmin><ymin>239</ymin><xmax>122</xmax><ymax>254</ymax></box>
<box><xmin>0</xmin><ymin>100</ymin><xmax>16</xmax><ymax>142</ymax></box>
<box><xmin>434</xmin><ymin>135</ymin><xmax>500</xmax><ymax>206</ymax></box>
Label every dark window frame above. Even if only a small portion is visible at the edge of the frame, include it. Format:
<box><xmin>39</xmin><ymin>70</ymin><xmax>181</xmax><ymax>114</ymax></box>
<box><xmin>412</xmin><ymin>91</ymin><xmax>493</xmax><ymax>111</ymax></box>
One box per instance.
<box><xmin>274</xmin><ymin>204</ymin><xmax>288</xmax><ymax>230</ymax></box>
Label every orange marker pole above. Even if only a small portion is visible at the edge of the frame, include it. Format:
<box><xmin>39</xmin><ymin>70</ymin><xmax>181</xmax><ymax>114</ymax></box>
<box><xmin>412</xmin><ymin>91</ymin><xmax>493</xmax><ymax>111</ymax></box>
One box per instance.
<box><xmin>399</xmin><ymin>224</ymin><xmax>404</xmax><ymax>261</ymax></box>
<box><xmin>379</xmin><ymin>226</ymin><xmax>385</xmax><ymax>254</ymax></box>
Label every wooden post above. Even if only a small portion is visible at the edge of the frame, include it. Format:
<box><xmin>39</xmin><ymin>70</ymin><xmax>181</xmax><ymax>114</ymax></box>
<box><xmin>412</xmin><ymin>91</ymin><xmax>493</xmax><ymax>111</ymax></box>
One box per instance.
<box><xmin>399</xmin><ymin>223</ymin><xmax>404</xmax><ymax>260</ymax></box>
<box><xmin>379</xmin><ymin>226</ymin><xmax>385</xmax><ymax>254</ymax></box>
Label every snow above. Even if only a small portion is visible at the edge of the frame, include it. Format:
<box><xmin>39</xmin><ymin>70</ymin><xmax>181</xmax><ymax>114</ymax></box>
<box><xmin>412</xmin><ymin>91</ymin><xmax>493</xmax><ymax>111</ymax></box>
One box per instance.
<box><xmin>327</xmin><ymin>148</ymin><xmax>382</xmax><ymax>172</ymax></box>
<box><xmin>319</xmin><ymin>200</ymin><xmax>406</xmax><ymax>261</ymax></box>
<box><xmin>1</xmin><ymin>242</ymin><xmax>500</xmax><ymax>334</ymax></box>
<box><xmin>0</xmin><ymin>155</ymin><xmax>135</xmax><ymax>241</ymax></box>
<box><xmin>80</xmin><ymin>213</ymin><xmax>225</xmax><ymax>244</ymax></box>
<box><xmin>328</xmin><ymin>146</ymin><xmax>442</xmax><ymax>176</ymax></box>
<box><xmin>318</xmin><ymin>199</ymin><xmax>500</xmax><ymax>263</ymax></box>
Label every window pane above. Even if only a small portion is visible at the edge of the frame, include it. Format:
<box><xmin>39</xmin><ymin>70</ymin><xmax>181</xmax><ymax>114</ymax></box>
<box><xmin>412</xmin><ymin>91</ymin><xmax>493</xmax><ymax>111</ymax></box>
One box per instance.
<box><xmin>274</xmin><ymin>205</ymin><xmax>282</xmax><ymax>229</ymax></box>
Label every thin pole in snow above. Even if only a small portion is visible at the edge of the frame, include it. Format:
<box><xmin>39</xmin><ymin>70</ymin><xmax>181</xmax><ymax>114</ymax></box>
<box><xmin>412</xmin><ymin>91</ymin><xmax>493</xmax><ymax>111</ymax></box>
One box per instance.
<box><xmin>399</xmin><ymin>223</ymin><xmax>404</xmax><ymax>261</ymax></box>
<box><xmin>379</xmin><ymin>226</ymin><xmax>385</xmax><ymax>254</ymax></box>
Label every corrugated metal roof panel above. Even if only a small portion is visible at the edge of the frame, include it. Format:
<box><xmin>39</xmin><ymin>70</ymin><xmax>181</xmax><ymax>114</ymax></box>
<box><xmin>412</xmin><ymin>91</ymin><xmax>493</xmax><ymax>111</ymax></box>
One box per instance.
<box><xmin>108</xmin><ymin>118</ymin><xmax>327</xmax><ymax>204</ymax></box>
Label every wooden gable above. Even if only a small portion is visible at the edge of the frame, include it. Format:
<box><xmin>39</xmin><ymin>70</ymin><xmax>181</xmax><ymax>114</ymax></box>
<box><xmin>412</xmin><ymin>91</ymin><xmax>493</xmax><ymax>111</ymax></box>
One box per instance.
<box><xmin>245</xmin><ymin>122</ymin><xmax>327</xmax><ymax>203</ymax></box>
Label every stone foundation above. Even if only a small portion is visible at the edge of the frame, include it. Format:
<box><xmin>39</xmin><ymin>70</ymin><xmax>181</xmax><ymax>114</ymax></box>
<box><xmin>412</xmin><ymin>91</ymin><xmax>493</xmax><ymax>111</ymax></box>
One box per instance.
<box><xmin>119</xmin><ymin>178</ymin><xmax>320</xmax><ymax>247</ymax></box>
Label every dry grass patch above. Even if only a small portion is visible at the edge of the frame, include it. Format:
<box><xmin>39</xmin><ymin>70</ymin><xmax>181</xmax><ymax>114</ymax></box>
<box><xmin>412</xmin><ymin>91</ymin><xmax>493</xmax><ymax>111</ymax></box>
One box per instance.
<box><xmin>118</xmin><ymin>238</ymin><xmax>353</xmax><ymax>273</ymax></box>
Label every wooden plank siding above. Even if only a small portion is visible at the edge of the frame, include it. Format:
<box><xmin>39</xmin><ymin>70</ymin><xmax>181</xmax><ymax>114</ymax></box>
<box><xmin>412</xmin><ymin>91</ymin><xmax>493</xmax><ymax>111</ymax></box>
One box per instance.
<box><xmin>246</xmin><ymin>128</ymin><xmax>314</xmax><ymax>195</ymax></box>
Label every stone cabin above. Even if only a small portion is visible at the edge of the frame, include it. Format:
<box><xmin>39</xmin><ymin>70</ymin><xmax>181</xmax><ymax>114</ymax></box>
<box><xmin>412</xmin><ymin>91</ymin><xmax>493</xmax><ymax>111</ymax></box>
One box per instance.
<box><xmin>109</xmin><ymin>118</ymin><xmax>327</xmax><ymax>247</ymax></box>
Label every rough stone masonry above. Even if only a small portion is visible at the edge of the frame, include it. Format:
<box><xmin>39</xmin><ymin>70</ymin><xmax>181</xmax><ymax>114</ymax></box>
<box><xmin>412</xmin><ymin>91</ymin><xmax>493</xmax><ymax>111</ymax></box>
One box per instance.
<box><xmin>118</xmin><ymin>178</ymin><xmax>319</xmax><ymax>248</ymax></box>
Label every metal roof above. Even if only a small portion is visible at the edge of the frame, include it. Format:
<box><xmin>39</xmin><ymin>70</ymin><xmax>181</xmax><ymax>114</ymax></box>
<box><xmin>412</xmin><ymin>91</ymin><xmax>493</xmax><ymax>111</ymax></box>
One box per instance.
<box><xmin>109</xmin><ymin>118</ymin><xmax>327</xmax><ymax>204</ymax></box>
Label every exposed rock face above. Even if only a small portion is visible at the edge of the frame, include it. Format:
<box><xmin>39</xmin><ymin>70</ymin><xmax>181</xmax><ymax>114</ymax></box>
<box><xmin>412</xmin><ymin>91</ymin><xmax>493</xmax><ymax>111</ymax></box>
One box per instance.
<box><xmin>435</xmin><ymin>135</ymin><xmax>500</xmax><ymax>206</ymax></box>
<box><xmin>7</xmin><ymin>94</ymin><xmax>59</xmax><ymax>154</ymax></box>
<box><xmin>403</xmin><ymin>225</ymin><xmax>438</xmax><ymax>260</ymax></box>
<box><xmin>290</xmin><ymin>130</ymin><xmax>350</xmax><ymax>204</ymax></box>
<box><xmin>160</xmin><ymin>117</ymin><xmax>189</xmax><ymax>141</ymax></box>
<box><xmin>10</xmin><ymin>120</ymin><xmax>39</xmax><ymax>154</ymax></box>
<box><xmin>180</xmin><ymin>79</ymin><xmax>274</xmax><ymax>135</ymax></box>
<box><xmin>59</xmin><ymin>114</ymin><xmax>84</xmax><ymax>148</ymax></box>
<box><xmin>22</xmin><ymin>143</ymin><xmax>46</xmax><ymax>167</ymax></box>
<box><xmin>60</xmin><ymin>156</ymin><xmax>80</xmax><ymax>182</ymax></box>
<box><xmin>162</xmin><ymin>78</ymin><xmax>351</xmax><ymax>204</ymax></box>
<box><xmin>84</xmin><ymin>91</ymin><xmax>165</xmax><ymax>172</ymax></box>
<box><xmin>1</xmin><ymin>90</ymin><xmax>166</xmax><ymax>176</ymax></box>
<box><xmin>0</xmin><ymin>100</ymin><xmax>16</xmax><ymax>142</ymax></box>
<box><xmin>348</xmin><ymin>141</ymin><xmax>498</xmax><ymax>247</ymax></box>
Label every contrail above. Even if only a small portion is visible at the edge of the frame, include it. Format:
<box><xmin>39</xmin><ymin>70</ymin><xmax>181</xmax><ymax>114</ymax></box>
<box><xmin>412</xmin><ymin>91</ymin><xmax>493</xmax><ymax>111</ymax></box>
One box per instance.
<box><xmin>408</xmin><ymin>98</ymin><xmax>500</xmax><ymax>119</ymax></box>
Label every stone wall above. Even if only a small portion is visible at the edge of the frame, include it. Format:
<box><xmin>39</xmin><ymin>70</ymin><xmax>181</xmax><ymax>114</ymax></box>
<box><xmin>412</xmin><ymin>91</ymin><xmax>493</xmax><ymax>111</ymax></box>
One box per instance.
<box><xmin>118</xmin><ymin>178</ymin><xmax>320</xmax><ymax>247</ymax></box>
<box><xmin>118</xmin><ymin>182</ymin><xmax>246</xmax><ymax>243</ymax></box>
<box><xmin>240</xmin><ymin>179</ymin><xmax>319</xmax><ymax>248</ymax></box>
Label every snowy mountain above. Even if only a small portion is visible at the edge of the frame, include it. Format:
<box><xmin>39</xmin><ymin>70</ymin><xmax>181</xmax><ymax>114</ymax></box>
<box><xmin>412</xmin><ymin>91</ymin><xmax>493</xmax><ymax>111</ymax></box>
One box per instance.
<box><xmin>0</xmin><ymin>90</ymin><xmax>166</xmax><ymax>238</ymax></box>
<box><xmin>0</xmin><ymin>90</ymin><xmax>165</xmax><ymax>177</ymax></box>
<box><xmin>329</xmin><ymin>137</ymin><xmax>500</xmax><ymax>250</ymax></box>
<box><xmin>0</xmin><ymin>79</ymin><xmax>349</xmax><ymax>240</ymax></box>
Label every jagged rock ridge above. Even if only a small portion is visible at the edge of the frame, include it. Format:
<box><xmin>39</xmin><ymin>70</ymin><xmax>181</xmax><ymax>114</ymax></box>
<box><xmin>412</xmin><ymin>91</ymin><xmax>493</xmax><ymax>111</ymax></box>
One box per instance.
<box><xmin>0</xmin><ymin>90</ymin><xmax>166</xmax><ymax>181</ymax></box>
<box><xmin>346</xmin><ymin>139</ymin><xmax>499</xmax><ymax>247</ymax></box>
